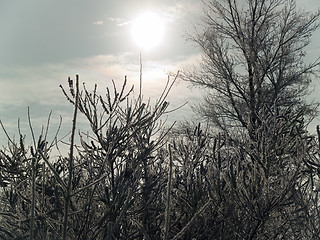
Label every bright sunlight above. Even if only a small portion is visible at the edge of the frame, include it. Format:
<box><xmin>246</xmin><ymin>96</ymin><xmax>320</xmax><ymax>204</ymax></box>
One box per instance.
<box><xmin>131</xmin><ymin>12</ymin><xmax>165</xmax><ymax>51</ymax></box>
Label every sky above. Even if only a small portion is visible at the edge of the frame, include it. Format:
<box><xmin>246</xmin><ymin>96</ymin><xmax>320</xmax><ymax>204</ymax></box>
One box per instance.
<box><xmin>1</xmin><ymin>0</ymin><xmax>320</xmax><ymax>147</ymax></box>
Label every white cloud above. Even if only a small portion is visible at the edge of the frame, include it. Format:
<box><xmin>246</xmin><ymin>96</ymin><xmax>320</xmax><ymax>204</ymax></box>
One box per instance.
<box><xmin>93</xmin><ymin>20</ymin><xmax>104</xmax><ymax>25</ymax></box>
<box><xmin>163</xmin><ymin>0</ymin><xmax>203</xmax><ymax>22</ymax></box>
<box><xmin>108</xmin><ymin>17</ymin><xmax>131</xmax><ymax>27</ymax></box>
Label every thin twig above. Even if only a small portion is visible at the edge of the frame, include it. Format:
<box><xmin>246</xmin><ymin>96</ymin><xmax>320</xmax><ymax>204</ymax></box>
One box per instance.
<box><xmin>0</xmin><ymin>120</ymin><xmax>14</xmax><ymax>145</ymax></box>
<box><xmin>139</xmin><ymin>52</ymin><xmax>143</xmax><ymax>104</ymax></box>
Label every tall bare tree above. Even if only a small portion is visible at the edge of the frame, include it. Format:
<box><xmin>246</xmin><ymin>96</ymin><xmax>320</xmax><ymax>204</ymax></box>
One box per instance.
<box><xmin>181</xmin><ymin>1</ymin><xmax>320</xmax><ymax>238</ymax></box>
<box><xmin>183</xmin><ymin>0</ymin><xmax>320</xmax><ymax>135</ymax></box>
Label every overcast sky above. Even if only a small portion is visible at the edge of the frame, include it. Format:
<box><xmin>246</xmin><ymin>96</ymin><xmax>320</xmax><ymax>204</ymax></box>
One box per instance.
<box><xmin>1</xmin><ymin>0</ymin><xmax>320</xmax><ymax>146</ymax></box>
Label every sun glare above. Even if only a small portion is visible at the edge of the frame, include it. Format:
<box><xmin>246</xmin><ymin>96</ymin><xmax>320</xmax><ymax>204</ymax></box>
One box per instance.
<box><xmin>131</xmin><ymin>12</ymin><xmax>165</xmax><ymax>51</ymax></box>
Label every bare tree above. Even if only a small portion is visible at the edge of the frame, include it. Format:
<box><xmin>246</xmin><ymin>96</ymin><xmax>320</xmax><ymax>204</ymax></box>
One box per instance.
<box><xmin>180</xmin><ymin>1</ymin><xmax>320</xmax><ymax>238</ymax></box>
<box><xmin>183</xmin><ymin>0</ymin><xmax>320</xmax><ymax>135</ymax></box>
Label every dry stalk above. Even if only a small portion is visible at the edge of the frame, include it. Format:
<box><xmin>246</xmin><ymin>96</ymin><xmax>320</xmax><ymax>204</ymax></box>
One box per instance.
<box><xmin>62</xmin><ymin>75</ymin><xmax>80</xmax><ymax>240</ymax></box>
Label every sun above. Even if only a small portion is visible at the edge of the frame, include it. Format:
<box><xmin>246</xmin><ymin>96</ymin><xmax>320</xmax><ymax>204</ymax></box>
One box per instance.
<box><xmin>131</xmin><ymin>12</ymin><xmax>165</xmax><ymax>51</ymax></box>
